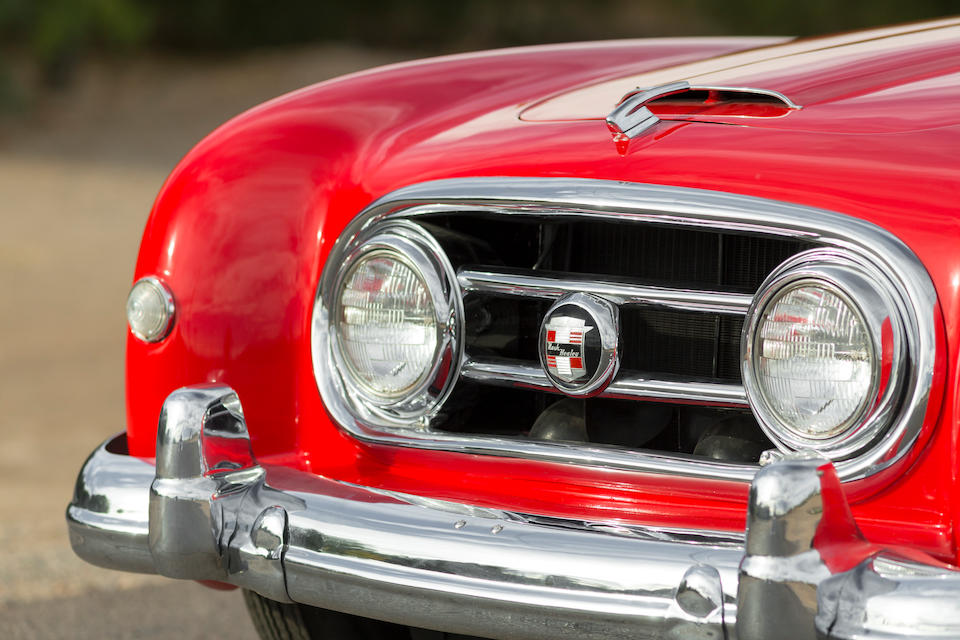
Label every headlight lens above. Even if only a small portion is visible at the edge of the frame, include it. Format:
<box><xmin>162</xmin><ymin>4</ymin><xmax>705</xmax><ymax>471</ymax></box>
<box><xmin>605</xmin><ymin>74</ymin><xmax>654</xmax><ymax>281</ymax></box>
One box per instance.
<box><xmin>743</xmin><ymin>250</ymin><xmax>906</xmax><ymax>459</ymax></box>
<box><xmin>321</xmin><ymin>221</ymin><xmax>462</xmax><ymax>423</ymax></box>
<box><xmin>337</xmin><ymin>251</ymin><xmax>438</xmax><ymax>399</ymax></box>
<box><xmin>753</xmin><ymin>282</ymin><xmax>873</xmax><ymax>439</ymax></box>
<box><xmin>126</xmin><ymin>277</ymin><xmax>175</xmax><ymax>342</ymax></box>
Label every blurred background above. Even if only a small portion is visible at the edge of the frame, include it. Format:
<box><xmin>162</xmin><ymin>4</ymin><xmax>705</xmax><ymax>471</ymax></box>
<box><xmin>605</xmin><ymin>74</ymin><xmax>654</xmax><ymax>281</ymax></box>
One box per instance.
<box><xmin>0</xmin><ymin>1</ymin><xmax>956</xmax><ymax>637</ymax></box>
<box><xmin>1</xmin><ymin>0</ymin><xmax>958</xmax><ymax>109</ymax></box>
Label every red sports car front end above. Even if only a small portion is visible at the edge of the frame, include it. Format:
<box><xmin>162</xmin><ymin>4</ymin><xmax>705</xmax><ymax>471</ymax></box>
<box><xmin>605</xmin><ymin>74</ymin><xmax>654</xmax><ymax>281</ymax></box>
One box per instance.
<box><xmin>69</xmin><ymin>18</ymin><xmax>960</xmax><ymax>640</ymax></box>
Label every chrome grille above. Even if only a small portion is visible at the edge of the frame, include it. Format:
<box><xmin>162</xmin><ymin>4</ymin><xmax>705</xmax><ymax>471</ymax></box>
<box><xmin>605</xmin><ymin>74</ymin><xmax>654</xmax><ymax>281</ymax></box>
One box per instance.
<box><xmin>313</xmin><ymin>178</ymin><xmax>938</xmax><ymax>483</ymax></box>
<box><xmin>457</xmin><ymin>272</ymin><xmax>751</xmax><ymax>405</ymax></box>
<box><xmin>447</xmin><ymin>222</ymin><xmax>808</xmax><ymax>407</ymax></box>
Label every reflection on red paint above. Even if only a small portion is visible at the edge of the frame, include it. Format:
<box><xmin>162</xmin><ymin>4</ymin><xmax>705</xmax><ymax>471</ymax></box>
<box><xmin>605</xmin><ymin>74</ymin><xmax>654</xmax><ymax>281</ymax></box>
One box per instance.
<box><xmin>124</xmin><ymin>23</ymin><xmax>959</xmax><ymax>563</ymax></box>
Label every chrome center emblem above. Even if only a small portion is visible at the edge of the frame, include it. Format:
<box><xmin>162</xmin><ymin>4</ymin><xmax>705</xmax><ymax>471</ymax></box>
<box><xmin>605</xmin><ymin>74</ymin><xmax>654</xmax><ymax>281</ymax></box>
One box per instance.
<box><xmin>539</xmin><ymin>293</ymin><xmax>619</xmax><ymax>397</ymax></box>
<box><xmin>544</xmin><ymin>318</ymin><xmax>593</xmax><ymax>383</ymax></box>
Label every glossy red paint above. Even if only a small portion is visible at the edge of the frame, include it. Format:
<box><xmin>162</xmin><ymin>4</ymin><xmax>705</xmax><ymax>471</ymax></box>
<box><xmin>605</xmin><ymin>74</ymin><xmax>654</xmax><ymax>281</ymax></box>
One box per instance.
<box><xmin>522</xmin><ymin>19</ymin><xmax>960</xmax><ymax>134</ymax></box>
<box><xmin>126</xmin><ymin>22</ymin><xmax>960</xmax><ymax>563</ymax></box>
<box><xmin>811</xmin><ymin>460</ymin><xmax>953</xmax><ymax>575</ymax></box>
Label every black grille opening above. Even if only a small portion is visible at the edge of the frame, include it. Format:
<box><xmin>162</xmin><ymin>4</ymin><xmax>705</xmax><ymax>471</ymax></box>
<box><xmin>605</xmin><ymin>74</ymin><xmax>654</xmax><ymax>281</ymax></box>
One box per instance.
<box><xmin>717</xmin><ymin>316</ymin><xmax>744</xmax><ymax>380</ymax></box>
<box><xmin>463</xmin><ymin>294</ymin><xmax>548</xmax><ymax>362</ymax></box>
<box><xmin>417</xmin><ymin>210</ymin><xmax>804</xmax><ymax>465</ymax></box>
<box><xmin>619</xmin><ymin>308</ymin><xmax>742</xmax><ymax>382</ymax></box>
<box><xmin>567</xmin><ymin>221</ymin><xmax>810</xmax><ymax>292</ymax></box>
<box><xmin>437</xmin><ymin>385</ymin><xmax>772</xmax><ymax>464</ymax></box>
<box><xmin>721</xmin><ymin>234</ymin><xmax>808</xmax><ymax>290</ymax></box>
<box><xmin>440</xmin><ymin>382</ymin><xmax>545</xmax><ymax>436</ymax></box>
<box><xmin>428</xmin><ymin>215</ymin><xmax>811</xmax><ymax>293</ymax></box>
<box><xmin>571</xmin><ymin>222</ymin><xmax>725</xmax><ymax>288</ymax></box>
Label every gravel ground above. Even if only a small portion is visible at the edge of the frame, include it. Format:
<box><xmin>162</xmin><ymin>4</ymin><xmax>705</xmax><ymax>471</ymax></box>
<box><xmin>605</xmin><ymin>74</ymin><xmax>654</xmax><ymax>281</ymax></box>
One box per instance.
<box><xmin>0</xmin><ymin>44</ymin><xmax>408</xmax><ymax>636</ymax></box>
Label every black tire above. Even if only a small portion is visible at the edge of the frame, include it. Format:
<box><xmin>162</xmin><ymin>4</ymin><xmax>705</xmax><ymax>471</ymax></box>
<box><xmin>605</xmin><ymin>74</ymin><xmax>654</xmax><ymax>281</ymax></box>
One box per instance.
<box><xmin>243</xmin><ymin>589</ymin><xmax>312</xmax><ymax>640</ymax></box>
<box><xmin>242</xmin><ymin>590</ymin><xmax>482</xmax><ymax>640</ymax></box>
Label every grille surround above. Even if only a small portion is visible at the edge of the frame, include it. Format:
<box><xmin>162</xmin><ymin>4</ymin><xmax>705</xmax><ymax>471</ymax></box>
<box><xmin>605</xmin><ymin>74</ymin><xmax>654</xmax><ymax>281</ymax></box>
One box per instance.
<box><xmin>312</xmin><ymin>178</ymin><xmax>939</xmax><ymax>483</ymax></box>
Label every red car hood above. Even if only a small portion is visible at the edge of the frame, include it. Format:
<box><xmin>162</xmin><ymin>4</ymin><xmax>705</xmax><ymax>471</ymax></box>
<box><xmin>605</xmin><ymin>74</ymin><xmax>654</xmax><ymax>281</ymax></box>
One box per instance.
<box><xmin>522</xmin><ymin>18</ymin><xmax>960</xmax><ymax>134</ymax></box>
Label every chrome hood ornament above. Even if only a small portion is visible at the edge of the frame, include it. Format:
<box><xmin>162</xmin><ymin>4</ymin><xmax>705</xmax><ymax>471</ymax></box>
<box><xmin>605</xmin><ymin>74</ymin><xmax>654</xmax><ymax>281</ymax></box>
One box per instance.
<box><xmin>606</xmin><ymin>81</ymin><xmax>801</xmax><ymax>139</ymax></box>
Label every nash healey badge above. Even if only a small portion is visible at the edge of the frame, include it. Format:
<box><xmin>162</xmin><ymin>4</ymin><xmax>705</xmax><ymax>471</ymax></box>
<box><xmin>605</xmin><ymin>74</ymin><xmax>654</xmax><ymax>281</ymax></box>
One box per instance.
<box><xmin>544</xmin><ymin>319</ymin><xmax>592</xmax><ymax>383</ymax></box>
<box><xmin>539</xmin><ymin>293</ymin><xmax>620</xmax><ymax>397</ymax></box>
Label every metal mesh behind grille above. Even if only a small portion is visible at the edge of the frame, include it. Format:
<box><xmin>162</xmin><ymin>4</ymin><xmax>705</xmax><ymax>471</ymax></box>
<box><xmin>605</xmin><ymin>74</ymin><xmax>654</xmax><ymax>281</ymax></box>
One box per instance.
<box><xmin>721</xmin><ymin>234</ymin><xmax>808</xmax><ymax>291</ymax></box>
<box><xmin>571</xmin><ymin>222</ymin><xmax>808</xmax><ymax>292</ymax></box>
<box><xmin>619</xmin><ymin>309</ymin><xmax>743</xmax><ymax>381</ymax></box>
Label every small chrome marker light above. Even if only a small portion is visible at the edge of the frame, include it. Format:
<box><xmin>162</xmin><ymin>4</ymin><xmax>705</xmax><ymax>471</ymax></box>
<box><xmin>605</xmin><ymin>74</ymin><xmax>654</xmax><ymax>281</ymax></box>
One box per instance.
<box><xmin>742</xmin><ymin>250</ymin><xmax>906</xmax><ymax>460</ymax></box>
<box><xmin>126</xmin><ymin>277</ymin><xmax>175</xmax><ymax>342</ymax></box>
<box><xmin>323</xmin><ymin>221</ymin><xmax>463</xmax><ymax>423</ymax></box>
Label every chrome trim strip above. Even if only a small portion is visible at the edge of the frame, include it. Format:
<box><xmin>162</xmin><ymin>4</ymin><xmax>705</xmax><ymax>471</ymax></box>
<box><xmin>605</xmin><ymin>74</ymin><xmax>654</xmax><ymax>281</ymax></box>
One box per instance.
<box><xmin>67</xmin><ymin>436</ymin><xmax>155</xmax><ymax>574</ymax></box>
<box><xmin>68</xmin><ymin>393</ymin><xmax>744</xmax><ymax>640</ymax></box>
<box><xmin>461</xmin><ymin>358</ymin><xmax>749</xmax><ymax>407</ymax></box>
<box><xmin>284</xmin><ymin>487</ymin><xmax>740</xmax><ymax>640</ymax></box>
<box><xmin>458</xmin><ymin>267</ymin><xmax>753</xmax><ymax>315</ymax></box>
<box><xmin>738</xmin><ymin>452</ymin><xmax>960</xmax><ymax>640</ymax></box>
<box><xmin>68</xmin><ymin>392</ymin><xmax>960</xmax><ymax>640</ymax></box>
<box><xmin>691</xmin><ymin>85</ymin><xmax>801</xmax><ymax>110</ymax></box>
<box><xmin>312</xmin><ymin>178</ymin><xmax>940</xmax><ymax>483</ymax></box>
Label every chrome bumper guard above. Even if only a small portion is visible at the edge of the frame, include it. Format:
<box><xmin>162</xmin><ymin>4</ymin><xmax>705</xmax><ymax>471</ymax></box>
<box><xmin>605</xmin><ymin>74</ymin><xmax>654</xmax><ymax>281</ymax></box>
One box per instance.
<box><xmin>68</xmin><ymin>386</ymin><xmax>960</xmax><ymax>640</ymax></box>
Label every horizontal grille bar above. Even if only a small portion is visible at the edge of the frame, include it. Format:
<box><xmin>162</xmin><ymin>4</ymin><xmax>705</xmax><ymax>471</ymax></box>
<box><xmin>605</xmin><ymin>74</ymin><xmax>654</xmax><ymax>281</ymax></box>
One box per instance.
<box><xmin>458</xmin><ymin>268</ymin><xmax>752</xmax><ymax>315</ymax></box>
<box><xmin>461</xmin><ymin>358</ymin><xmax>748</xmax><ymax>407</ymax></box>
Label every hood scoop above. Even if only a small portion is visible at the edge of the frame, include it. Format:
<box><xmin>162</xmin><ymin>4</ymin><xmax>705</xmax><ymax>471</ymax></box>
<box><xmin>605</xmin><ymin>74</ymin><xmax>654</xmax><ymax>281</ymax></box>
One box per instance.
<box><xmin>606</xmin><ymin>81</ymin><xmax>801</xmax><ymax>139</ymax></box>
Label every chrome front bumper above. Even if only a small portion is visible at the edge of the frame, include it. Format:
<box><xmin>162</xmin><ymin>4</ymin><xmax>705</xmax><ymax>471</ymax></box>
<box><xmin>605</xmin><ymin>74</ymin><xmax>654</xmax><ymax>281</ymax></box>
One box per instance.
<box><xmin>68</xmin><ymin>386</ymin><xmax>960</xmax><ymax>640</ymax></box>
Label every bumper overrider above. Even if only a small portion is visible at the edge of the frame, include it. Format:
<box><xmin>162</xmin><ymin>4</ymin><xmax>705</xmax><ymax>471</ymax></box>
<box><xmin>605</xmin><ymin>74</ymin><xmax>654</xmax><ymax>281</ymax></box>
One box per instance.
<box><xmin>68</xmin><ymin>386</ymin><xmax>960</xmax><ymax>640</ymax></box>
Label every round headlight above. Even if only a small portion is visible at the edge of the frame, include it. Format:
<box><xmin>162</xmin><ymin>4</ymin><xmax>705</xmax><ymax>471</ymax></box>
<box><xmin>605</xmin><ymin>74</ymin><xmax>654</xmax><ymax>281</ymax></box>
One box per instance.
<box><xmin>127</xmin><ymin>277</ymin><xmax>175</xmax><ymax>342</ymax></box>
<box><xmin>324</xmin><ymin>222</ymin><xmax>462</xmax><ymax>422</ymax></box>
<box><xmin>336</xmin><ymin>251</ymin><xmax>438</xmax><ymax>399</ymax></box>
<box><xmin>743</xmin><ymin>250</ymin><xmax>905</xmax><ymax>458</ymax></box>
<box><xmin>754</xmin><ymin>282</ymin><xmax>873</xmax><ymax>438</ymax></box>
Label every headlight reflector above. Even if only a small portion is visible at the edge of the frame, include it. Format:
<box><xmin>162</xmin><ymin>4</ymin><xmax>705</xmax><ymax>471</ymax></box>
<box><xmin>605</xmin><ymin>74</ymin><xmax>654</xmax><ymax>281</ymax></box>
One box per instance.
<box><xmin>753</xmin><ymin>282</ymin><xmax>873</xmax><ymax>439</ymax></box>
<box><xmin>743</xmin><ymin>250</ymin><xmax>905</xmax><ymax>459</ymax></box>
<box><xmin>337</xmin><ymin>251</ymin><xmax>438</xmax><ymax>399</ymax></box>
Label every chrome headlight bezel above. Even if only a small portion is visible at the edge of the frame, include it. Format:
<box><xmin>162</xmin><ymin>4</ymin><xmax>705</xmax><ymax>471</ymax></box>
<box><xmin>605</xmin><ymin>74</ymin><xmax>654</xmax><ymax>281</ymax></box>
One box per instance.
<box><xmin>742</xmin><ymin>249</ymin><xmax>907</xmax><ymax>460</ymax></box>
<box><xmin>315</xmin><ymin>220</ymin><xmax>463</xmax><ymax>427</ymax></box>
